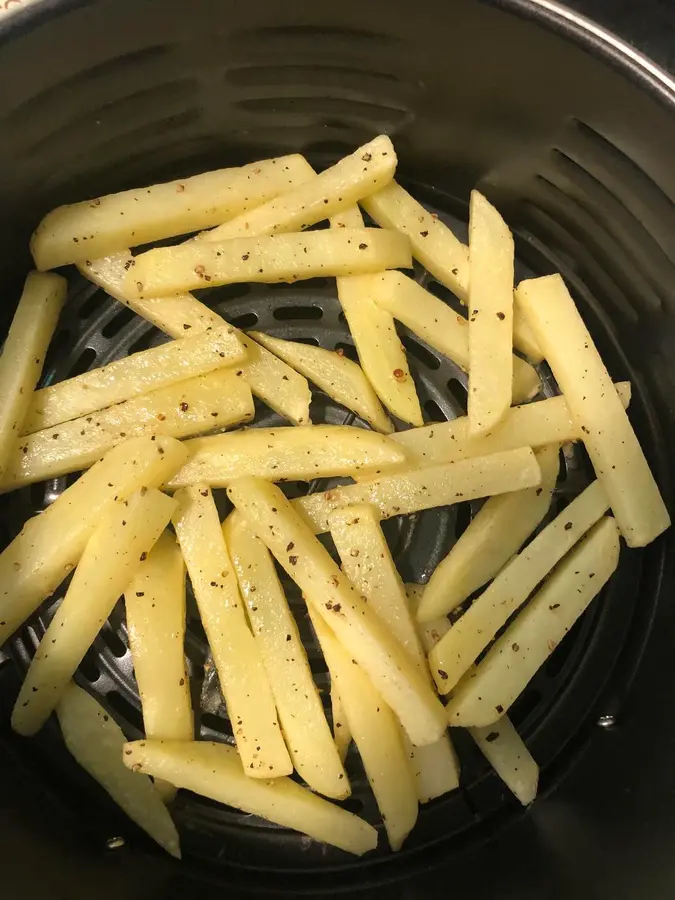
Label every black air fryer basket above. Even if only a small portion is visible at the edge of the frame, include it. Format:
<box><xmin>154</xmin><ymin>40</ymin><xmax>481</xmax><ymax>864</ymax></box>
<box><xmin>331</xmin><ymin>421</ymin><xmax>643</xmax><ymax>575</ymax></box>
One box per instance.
<box><xmin>1</xmin><ymin>1</ymin><xmax>675</xmax><ymax>898</ymax></box>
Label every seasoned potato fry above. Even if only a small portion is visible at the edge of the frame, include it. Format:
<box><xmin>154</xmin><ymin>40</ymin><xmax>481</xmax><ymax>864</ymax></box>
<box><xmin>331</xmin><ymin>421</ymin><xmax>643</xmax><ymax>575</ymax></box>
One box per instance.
<box><xmin>405</xmin><ymin>584</ymin><xmax>451</xmax><ymax>654</ymax></box>
<box><xmin>201</xmin><ymin>136</ymin><xmax>395</xmax><ymax>242</ymax></box>
<box><xmin>294</xmin><ymin>447</ymin><xmax>542</xmax><ymax>534</ymax></box>
<box><xmin>0</xmin><ymin>435</ymin><xmax>187</xmax><ymax>646</ymax></box>
<box><xmin>173</xmin><ymin>486</ymin><xmax>291</xmax><ymax>777</ymax></box>
<box><xmin>309</xmin><ymin>609</ymin><xmax>418</xmax><ymax>850</ymax></box>
<box><xmin>24</xmin><ymin>325</ymin><xmax>245</xmax><ymax>433</ymax></box>
<box><xmin>226</xmin><ymin>478</ymin><xmax>447</xmax><ymax>747</ymax></box>
<box><xmin>469</xmin><ymin>717</ymin><xmax>539</xmax><ymax>806</ymax></box>
<box><xmin>223</xmin><ymin>514</ymin><xmax>348</xmax><ymax>799</ymax></box>
<box><xmin>123</xmin><ymin>739</ymin><xmax>377</xmax><ymax>856</ymax></box>
<box><xmin>429</xmin><ymin>479</ymin><xmax>610</xmax><ymax>693</ymax></box>
<box><xmin>371</xmin><ymin>273</ymin><xmax>540</xmax><ymax>404</ymax></box>
<box><xmin>249</xmin><ymin>332</ymin><xmax>392</xmax><ymax>433</ymax></box>
<box><xmin>3</xmin><ymin>369</ymin><xmax>253</xmax><ymax>490</ymax></box>
<box><xmin>467</xmin><ymin>191</ymin><xmax>515</xmax><ymax>435</ymax></box>
<box><xmin>446</xmin><ymin>517</ymin><xmax>620</xmax><ymax>726</ymax></box>
<box><xmin>516</xmin><ymin>274</ymin><xmax>670</xmax><ymax>547</ymax></box>
<box><xmin>331</xmin><ymin>684</ymin><xmax>352</xmax><ymax>762</ymax></box>
<box><xmin>166</xmin><ymin>425</ymin><xmax>406</xmax><ymax>489</ymax></box>
<box><xmin>57</xmin><ymin>684</ymin><xmax>181</xmax><ymax>858</ymax></box>
<box><xmin>12</xmin><ymin>488</ymin><xmax>176</xmax><ymax>736</ymax></box>
<box><xmin>32</xmin><ymin>155</ymin><xmax>315</xmax><ymax>270</ymax></box>
<box><xmin>0</xmin><ymin>272</ymin><xmax>66</xmax><ymax>479</ymax></box>
<box><xmin>418</xmin><ymin>444</ymin><xmax>560</xmax><ymax>622</ymax></box>
<box><xmin>128</xmin><ymin>229</ymin><xmax>412</xmax><ymax>298</ymax></box>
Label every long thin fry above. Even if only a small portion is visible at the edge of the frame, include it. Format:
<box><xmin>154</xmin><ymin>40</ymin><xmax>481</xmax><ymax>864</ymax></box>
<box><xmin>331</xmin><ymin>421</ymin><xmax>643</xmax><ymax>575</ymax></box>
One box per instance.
<box><xmin>469</xmin><ymin>718</ymin><xmax>539</xmax><ymax>806</ymax></box>
<box><xmin>331</xmin><ymin>684</ymin><xmax>352</xmax><ymax>762</ymax></box>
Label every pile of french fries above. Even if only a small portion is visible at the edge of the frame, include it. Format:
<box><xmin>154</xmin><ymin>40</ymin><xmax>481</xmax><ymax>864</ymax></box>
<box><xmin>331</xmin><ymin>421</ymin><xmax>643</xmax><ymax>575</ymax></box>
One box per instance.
<box><xmin>0</xmin><ymin>134</ymin><xmax>669</xmax><ymax>860</ymax></box>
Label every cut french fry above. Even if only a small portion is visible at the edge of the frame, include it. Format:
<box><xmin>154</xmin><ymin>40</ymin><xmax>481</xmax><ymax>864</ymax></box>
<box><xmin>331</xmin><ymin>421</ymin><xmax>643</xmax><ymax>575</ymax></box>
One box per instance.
<box><xmin>223</xmin><ymin>514</ymin><xmax>348</xmax><ymax>799</ymax></box>
<box><xmin>446</xmin><ymin>516</ymin><xmax>620</xmax><ymax>726</ymax></box>
<box><xmin>128</xmin><ymin>229</ymin><xmax>412</xmax><ymax>298</ymax></box>
<box><xmin>166</xmin><ymin>424</ymin><xmax>406</xmax><ymax>490</ymax></box>
<box><xmin>405</xmin><ymin>584</ymin><xmax>451</xmax><ymax>654</ymax></box>
<box><xmin>12</xmin><ymin>488</ymin><xmax>176</xmax><ymax>736</ymax></box>
<box><xmin>331</xmin><ymin>684</ymin><xmax>352</xmax><ymax>763</ymax></box>
<box><xmin>0</xmin><ymin>435</ymin><xmax>187</xmax><ymax>646</ymax></box>
<box><xmin>173</xmin><ymin>486</ymin><xmax>291</xmax><ymax>777</ymax></box>
<box><xmin>226</xmin><ymin>478</ymin><xmax>447</xmax><ymax>747</ymax></box>
<box><xmin>32</xmin><ymin>155</ymin><xmax>315</xmax><ymax>270</ymax></box>
<box><xmin>123</xmin><ymin>739</ymin><xmax>377</xmax><ymax>856</ymax></box>
<box><xmin>469</xmin><ymin>717</ymin><xmax>539</xmax><ymax>806</ymax></box>
<box><xmin>516</xmin><ymin>274</ymin><xmax>670</xmax><ymax>548</ymax></box>
<box><xmin>294</xmin><ymin>447</ymin><xmax>542</xmax><ymax>534</ymax></box>
<box><xmin>0</xmin><ymin>272</ymin><xmax>66</xmax><ymax>479</ymax></box>
<box><xmin>309</xmin><ymin>609</ymin><xmax>417</xmax><ymax>850</ymax></box>
<box><xmin>418</xmin><ymin>444</ymin><xmax>560</xmax><ymax>622</ymax></box>
<box><xmin>24</xmin><ymin>324</ymin><xmax>245</xmax><ymax>433</ymax></box>
<box><xmin>249</xmin><ymin>332</ymin><xmax>392</xmax><ymax>433</ymax></box>
<box><xmin>370</xmin><ymin>272</ymin><xmax>540</xmax><ymax>404</ymax></box>
<box><xmin>361</xmin><ymin>180</ymin><xmax>542</xmax><ymax>361</ymax></box>
<box><xmin>467</xmin><ymin>190</ymin><xmax>515</xmax><ymax>435</ymax></box>
<box><xmin>57</xmin><ymin>684</ymin><xmax>181</xmax><ymax>858</ymax></box>
<box><xmin>3</xmin><ymin>369</ymin><xmax>253</xmax><ymax>490</ymax></box>
<box><xmin>429</xmin><ymin>479</ymin><xmax>611</xmax><ymax>694</ymax></box>
<box><xmin>200</xmin><ymin>136</ymin><xmax>395</xmax><ymax>242</ymax></box>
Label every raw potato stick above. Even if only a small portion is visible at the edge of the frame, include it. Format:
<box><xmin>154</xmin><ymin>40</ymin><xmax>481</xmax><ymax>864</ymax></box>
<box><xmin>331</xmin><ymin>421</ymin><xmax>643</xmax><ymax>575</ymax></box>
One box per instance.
<box><xmin>172</xmin><ymin>486</ymin><xmax>291</xmax><ymax>777</ymax></box>
<box><xmin>429</xmin><ymin>479</ymin><xmax>610</xmax><ymax>693</ymax></box>
<box><xmin>294</xmin><ymin>447</ymin><xmax>542</xmax><ymax>534</ymax></box>
<box><xmin>418</xmin><ymin>444</ymin><xmax>560</xmax><ymax>622</ymax></box>
<box><xmin>0</xmin><ymin>272</ymin><xmax>66</xmax><ymax>479</ymax></box>
<box><xmin>331</xmin><ymin>683</ymin><xmax>352</xmax><ymax>762</ymax></box>
<box><xmin>57</xmin><ymin>684</ymin><xmax>181</xmax><ymax>858</ymax></box>
<box><xmin>226</xmin><ymin>478</ymin><xmax>447</xmax><ymax>747</ymax></box>
<box><xmin>166</xmin><ymin>425</ymin><xmax>406</xmax><ymax>490</ymax></box>
<box><xmin>405</xmin><ymin>584</ymin><xmax>451</xmax><ymax>654</ymax></box>
<box><xmin>3</xmin><ymin>369</ymin><xmax>254</xmax><ymax>490</ymax></box>
<box><xmin>123</xmin><ymin>739</ymin><xmax>378</xmax><ymax>856</ymax></box>
<box><xmin>32</xmin><ymin>155</ymin><xmax>315</xmax><ymax>270</ymax></box>
<box><xmin>516</xmin><ymin>274</ymin><xmax>670</xmax><ymax>547</ymax></box>
<box><xmin>223</xmin><ymin>514</ymin><xmax>349</xmax><ymax>799</ymax></box>
<box><xmin>12</xmin><ymin>488</ymin><xmax>176</xmax><ymax>735</ymax></box>
<box><xmin>469</xmin><ymin>717</ymin><xmax>539</xmax><ymax>806</ymax></box>
<box><xmin>0</xmin><ymin>435</ymin><xmax>187</xmax><ymax>646</ymax></box>
<box><xmin>309</xmin><ymin>608</ymin><xmax>418</xmax><ymax>850</ymax></box>
<box><xmin>446</xmin><ymin>517</ymin><xmax>620</xmax><ymax>726</ymax></box>
<box><xmin>24</xmin><ymin>324</ymin><xmax>245</xmax><ymax>433</ymax></box>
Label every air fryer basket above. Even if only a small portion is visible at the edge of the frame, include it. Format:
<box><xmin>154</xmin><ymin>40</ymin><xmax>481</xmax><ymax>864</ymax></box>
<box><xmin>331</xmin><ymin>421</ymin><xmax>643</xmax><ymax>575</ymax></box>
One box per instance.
<box><xmin>1</xmin><ymin>1</ymin><xmax>675</xmax><ymax>899</ymax></box>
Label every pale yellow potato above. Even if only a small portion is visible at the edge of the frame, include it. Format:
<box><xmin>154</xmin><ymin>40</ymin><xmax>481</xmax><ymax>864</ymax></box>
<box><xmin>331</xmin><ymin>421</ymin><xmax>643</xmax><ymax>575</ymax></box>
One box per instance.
<box><xmin>32</xmin><ymin>155</ymin><xmax>315</xmax><ymax>270</ymax></box>
<box><xmin>331</xmin><ymin>684</ymin><xmax>352</xmax><ymax>762</ymax></box>
<box><xmin>309</xmin><ymin>609</ymin><xmax>417</xmax><ymax>850</ymax></box>
<box><xmin>12</xmin><ymin>489</ymin><xmax>176</xmax><ymax>736</ymax></box>
<box><xmin>469</xmin><ymin>717</ymin><xmax>539</xmax><ymax>806</ymax></box>
<box><xmin>128</xmin><ymin>229</ymin><xmax>412</xmax><ymax>298</ymax></box>
<box><xmin>123</xmin><ymin>739</ymin><xmax>378</xmax><ymax>856</ymax></box>
<box><xmin>223</xmin><ymin>514</ymin><xmax>348</xmax><ymax>799</ymax></box>
<box><xmin>173</xmin><ymin>486</ymin><xmax>291</xmax><ymax>777</ymax></box>
<box><xmin>405</xmin><ymin>584</ymin><xmax>451</xmax><ymax>654</ymax></box>
<box><xmin>200</xmin><ymin>136</ymin><xmax>395</xmax><ymax>241</ymax></box>
<box><xmin>429</xmin><ymin>479</ymin><xmax>610</xmax><ymax>693</ymax></box>
<box><xmin>294</xmin><ymin>447</ymin><xmax>542</xmax><ymax>534</ymax></box>
<box><xmin>249</xmin><ymin>332</ymin><xmax>392</xmax><ymax>433</ymax></box>
<box><xmin>57</xmin><ymin>684</ymin><xmax>181</xmax><ymax>858</ymax></box>
<box><xmin>3</xmin><ymin>369</ymin><xmax>253</xmax><ymax>490</ymax></box>
<box><xmin>361</xmin><ymin>180</ymin><xmax>542</xmax><ymax>361</ymax></box>
<box><xmin>226</xmin><ymin>478</ymin><xmax>447</xmax><ymax>747</ymax></box>
<box><xmin>418</xmin><ymin>444</ymin><xmax>560</xmax><ymax>622</ymax></box>
<box><xmin>0</xmin><ymin>272</ymin><xmax>66</xmax><ymax>480</ymax></box>
<box><xmin>370</xmin><ymin>272</ymin><xmax>540</xmax><ymax>404</ymax></box>
<box><xmin>516</xmin><ymin>274</ymin><xmax>670</xmax><ymax>548</ymax></box>
<box><xmin>467</xmin><ymin>191</ymin><xmax>515</xmax><ymax>435</ymax></box>
<box><xmin>24</xmin><ymin>324</ymin><xmax>245</xmax><ymax>433</ymax></box>
<box><xmin>165</xmin><ymin>425</ymin><xmax>406</xmax><ymax>490</ymax></box>
<box><xmin>446</xmin><ymin>516</ymin><xmax>620</xmax><ymax>726</ymax></box>
<box><xmin>0</xmin><ymin>435</ymin><xmax>187</xmax><ymax>646</ymax></box>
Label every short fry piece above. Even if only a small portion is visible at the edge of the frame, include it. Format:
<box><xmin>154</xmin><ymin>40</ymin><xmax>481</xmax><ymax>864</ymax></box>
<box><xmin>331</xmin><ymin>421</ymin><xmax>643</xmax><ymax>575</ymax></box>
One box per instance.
<box><xmin>469</xmin><ymin>717</ymin><xmax>539</xmax><ymax>806</ymax></box>
<box><xmin>516</xmin><ymin>274</ymin><xmax>670</xmax><ymax>547</ymax></box>
<box><xmin>123</xmin><ymin>739</ymin><xmax>377</xmax><ymax>856</ymax></box>
<box><xmin>12</xmin><ymin>488</ymin><xmax>176</xmax><ymax>735</ymax></box>
<box><xmin>173</xmin><ymin>486</ymin><xmax>291</xmax><ymax>777</ymax></box>
<box><xmin>0</xmin><ymin>272</ymin><xmax>66</xmax><ymax>479</ymax></box>
<box><xmin>446</xmin><ymin>516</ymin><xmax>620</xmax><ymax>726</ymax></box>
<box><xmin>57</xmin><ymin>684</ymin><xmax>181</xmax><ymax>858</ymax></box>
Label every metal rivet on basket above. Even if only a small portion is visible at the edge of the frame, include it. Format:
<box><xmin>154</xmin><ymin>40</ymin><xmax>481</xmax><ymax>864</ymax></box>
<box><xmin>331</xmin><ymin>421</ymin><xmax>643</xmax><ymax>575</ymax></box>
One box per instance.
<box><xmin>105</xmin><ymin>835</ymin><xmax>126</xmax><ymax>850</ymax></box>
<box><xmin>597</xmin><ymin>714</ymin><xmax>616</xmax><ymax>729</ymax></box>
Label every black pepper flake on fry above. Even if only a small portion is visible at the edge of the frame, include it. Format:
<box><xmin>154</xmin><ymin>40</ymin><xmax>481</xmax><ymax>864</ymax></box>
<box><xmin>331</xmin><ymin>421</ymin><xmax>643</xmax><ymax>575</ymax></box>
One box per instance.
<box><xmin>288</xmin><ymin>555</ymin><xmax>298</xmax><ymax>565</ymax></box>
<box><xmin>179</xmin><ymin>402</ymin><xmax>189</xmax><ymax>412</ymax></box>
<box><xmin>286</xmin><ymin>634</ymin><xmax>292</xmax><ymax>642</ymax></box>
<box><xmin>496</xmin><ymin>704</ymin><xmax>504</xmax><ymax>713</ymax></box>
<box><xmin>564</xmin><ymin>521</ymin><xmax>573</xmax><ymax>530</ymax></box>
<box><xmin>140</xmin><ymin>552</ymin><xmax>148</xmax><ymax>562</ymax></box>
<box><xmin>486</xmin><ymin>731</ymin><xmax>500</xmax><ymax>743</ymax></box>
<box><xmin>437</xmin><ymin>669</ymin><xmax>448</xmax><ymax>680</ymax></box>
<box><xmin>136</xmin><ymin>591</ymin><xmax>144</xmax><ymax>597</ymax></box>
<box><xmin>286</xmin><ymin>542</ymin><xmax>294</xmax><ymax>552</ymax></box>
<box><xmin>549</xmin><ymin>603</ymin><xmax>560</xmax><ymax>610</ymax></box>
<box><xmin>358</xmin><ymin>242</ymin><xmax>368</xmax><ymax>250</ymax></box>
<box><xmin>361</xmin><ymin>152</ymin><xmax>372</xmax><ymax>162</ymax></box>
<box><xmin>512</xmin><ymin>643</ymin><xmax>520</xmax><ymax>652</ymax></box>
<box><xmin>496</xmin><ymin>311</ymin><xmax>505</xmax><ymax>320</ymax></box>
<box><xmin>420</xmin><ymin>230</ymin><xmax>429</xmax><ymax>237</ymax></box>
<box><xmin>242</xmin><ymin>253</ymin><xmax>250</xmax><ymax>261</ymax></box>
